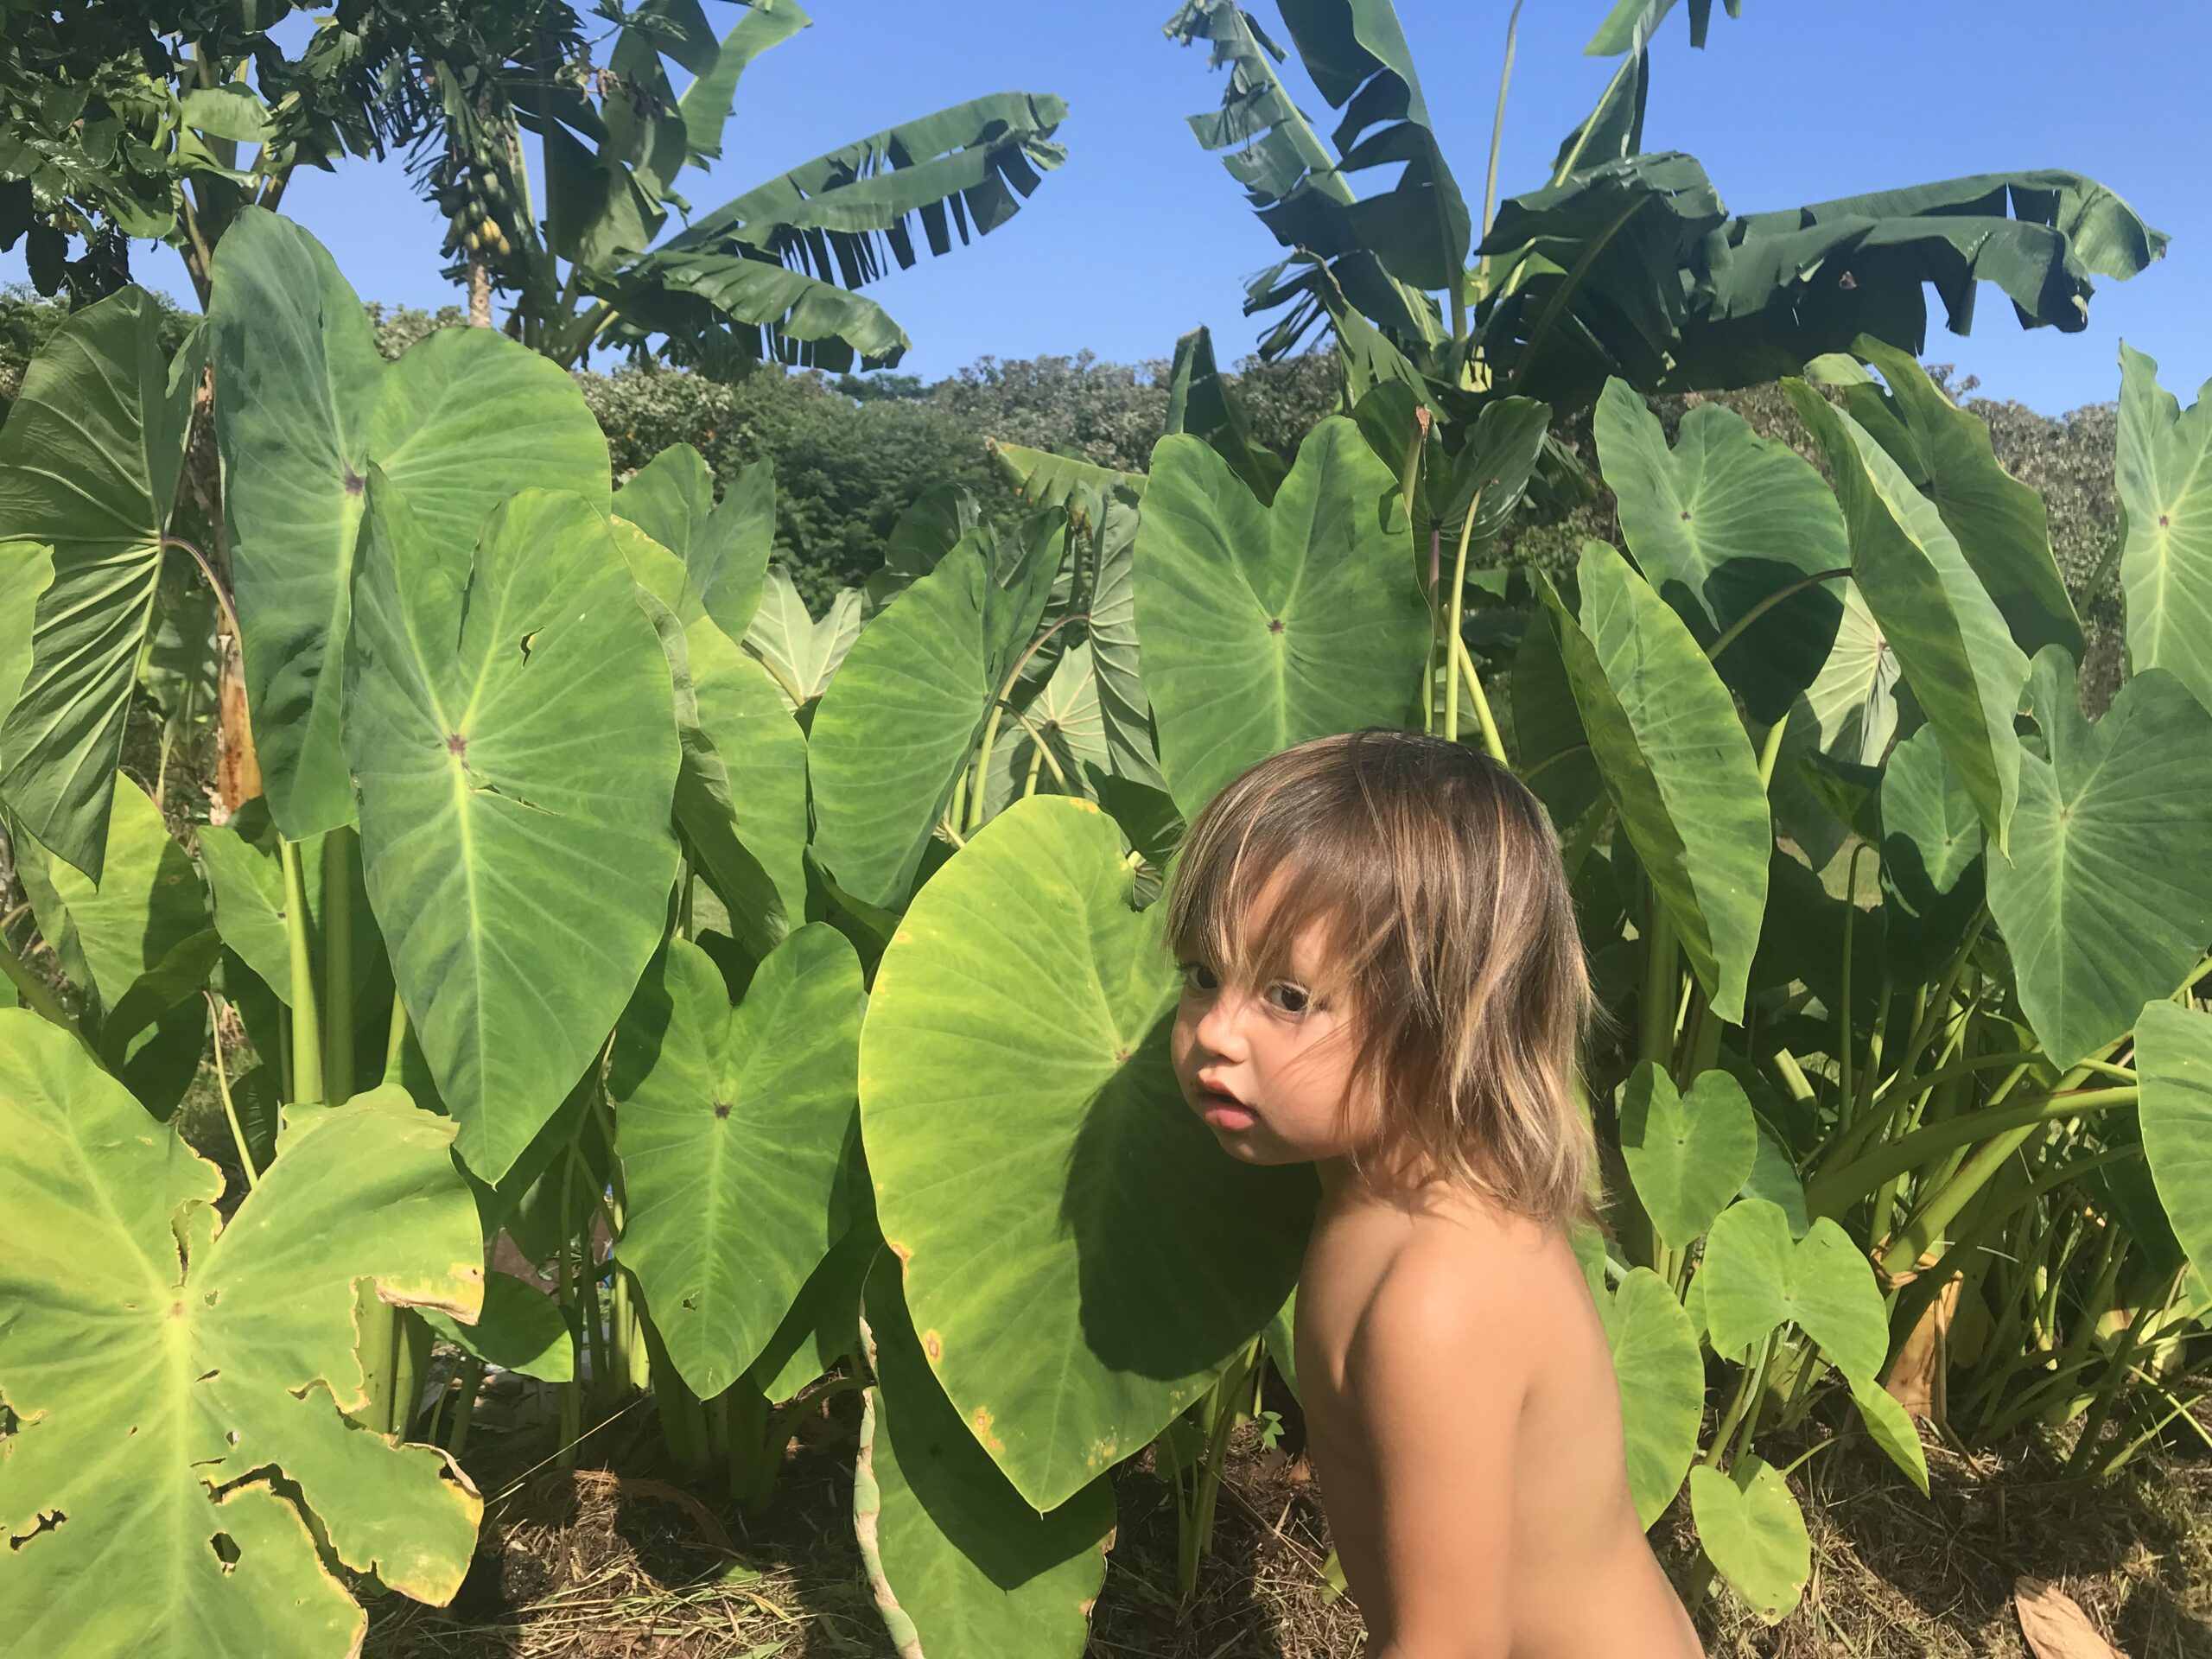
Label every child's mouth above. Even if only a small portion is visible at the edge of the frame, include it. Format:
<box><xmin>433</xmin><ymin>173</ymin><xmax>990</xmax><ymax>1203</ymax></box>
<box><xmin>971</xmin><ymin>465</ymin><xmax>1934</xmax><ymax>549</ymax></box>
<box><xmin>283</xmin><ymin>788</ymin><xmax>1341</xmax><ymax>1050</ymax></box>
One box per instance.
<box><xmin>1197</xmin><ymin>1085</ymin><xmax>1257</xmax><ymax>1131</ymax></box>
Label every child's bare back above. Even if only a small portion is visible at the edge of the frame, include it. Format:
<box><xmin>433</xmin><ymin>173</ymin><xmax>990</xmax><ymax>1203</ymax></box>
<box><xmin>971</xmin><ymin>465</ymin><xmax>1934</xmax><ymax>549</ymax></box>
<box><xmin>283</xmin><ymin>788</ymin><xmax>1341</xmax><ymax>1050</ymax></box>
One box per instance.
<box><xmin>1296</xmin><ymin>1176</ymin><xmax>1707</xmax><ymax>1659</ymax></box>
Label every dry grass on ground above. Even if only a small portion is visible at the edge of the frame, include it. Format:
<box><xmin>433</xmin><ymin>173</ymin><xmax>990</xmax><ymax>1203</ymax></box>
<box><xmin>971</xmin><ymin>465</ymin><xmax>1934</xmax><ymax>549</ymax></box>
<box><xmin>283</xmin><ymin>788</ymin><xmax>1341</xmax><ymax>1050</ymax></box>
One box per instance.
<box><xmin>366</xmin><ymin>1386</ymin><xmax>2212</xmax><ymax>1659</ymax></box>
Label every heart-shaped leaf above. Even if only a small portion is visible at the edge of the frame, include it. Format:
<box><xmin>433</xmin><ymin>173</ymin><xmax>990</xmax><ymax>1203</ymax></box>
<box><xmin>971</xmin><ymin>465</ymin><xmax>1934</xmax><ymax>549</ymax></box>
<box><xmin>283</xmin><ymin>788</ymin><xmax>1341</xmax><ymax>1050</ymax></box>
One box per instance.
<box><xmin>1619</xmin><ymin>1063</ymin><xmax>1758</xmax><ymax>1251</ymax></box>
<box><xmin>1599</xmin><ymin>1267</ymin><xmax>1703</xmax><ymax>1529</ymax></box>
<box><xmin>1700</xmin><ymin>1198</ymin><xmax>1885</xmax><ymax>1384</ymax></box>
<box><xmin>613</xmin><ymin>442</ymin><xmax>773</xmax><ymax>642</ymax></box>
<box><xmin>855</xmin><ymin>1254</ymin><xmax>1114</xmax><ymax>1659</ymax></box>
<box><xmin>611</xmin><ymin>928</ymin><xmax>862</xmax><ymax>1397</ymax></box>
<box><xmin>1135</xmin><ymin>417</ymin><xmax>1428</xmax><ymax>820</ymax></box>
<box><xmin>743</xmin><ymin>565</ymin><xmax>863</xmax><ymax>710</ymax></box>
<box><xmin>861</xmin><ymin>796</ymin><xmax>1313</xmax><ymax>1511</ymax></box>
<box><xmin>16</xmin><ymin>772</ymin><xmax>204</xmax><ymax>1007</ymax></box>
<box><xmin>1986</xmin><ymin>649</ymin><xmax>2212</xmax><ymax>1066</ymax></box>
<box><xmin>208</xmin><ymin>209</ymin><xmax>612</xmax><ymax>842</ymax></box>
<box><xmin>1689</xmin><ymin>1459</ymin><xmax>1809</xmax><ymax>1624</ymax></box>
<box><xmin>1788</xmin><ymin>384</ymin><xmax>2028</xmax><ymax>851</ymax></box>
<box><xmin>345</xmin><ymin>480</ymin><xmax>680</xmax><ymax>1180</ymax></box>
<box><xmin>1538</xmin><ymin>540</ymin><xmax>1770</xmax><ymax>1021</ymax></box>
<box><xmin>0</xmin><ymin>1021</ymin><xmax>485</xmax><ymax>1656</ymax></box>
<box><xmin>1594</xmin><ymin>378</ymin><xmax>1847</xmax><ymax>722</ymax></box>
<box><xmin>0</xmin><ymin>288</ymin><xmax>194</xmax><ymax>876</ymax></box>
<box><xmin>2117</xmin><ymin>344</ymin><xmax>2212</xmax><ymax>715</ymax></box>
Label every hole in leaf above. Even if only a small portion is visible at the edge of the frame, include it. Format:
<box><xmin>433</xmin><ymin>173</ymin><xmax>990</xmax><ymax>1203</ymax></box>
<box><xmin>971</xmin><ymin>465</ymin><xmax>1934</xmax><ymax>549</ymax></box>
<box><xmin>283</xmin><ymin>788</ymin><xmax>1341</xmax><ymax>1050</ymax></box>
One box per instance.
<box><xmin>518</xmin><ymin>628</ymin><xmax>540</xmax><ymax>664</ymax></box>
<box><xmin>226</xmin><ymin>1430</ymin><xmax>239</xmax><ymax>1446</ymax></box>
<box><xmin>195</xmin><ymin>1369</ymin><xmax>219</xmax><ymax>1382</ymax></box>
<box><xmin>209</xmin><ymin>1531</ymin><xmax>240</xmax><ymax>1573</ymax></box>
<box><xmin>8</xmin><ymin>1509</ymin><xmax>65</xmax><ymax>1550</ymax></box>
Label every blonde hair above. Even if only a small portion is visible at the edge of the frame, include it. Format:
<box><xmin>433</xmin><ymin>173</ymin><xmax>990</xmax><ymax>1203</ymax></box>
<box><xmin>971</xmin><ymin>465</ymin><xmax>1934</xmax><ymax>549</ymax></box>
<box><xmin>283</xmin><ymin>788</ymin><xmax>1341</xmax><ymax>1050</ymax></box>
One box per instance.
<box><xmin>1162</xmin><ymin>728</ymin><xmax>1603</xmax><ymax>1233</ymax></box>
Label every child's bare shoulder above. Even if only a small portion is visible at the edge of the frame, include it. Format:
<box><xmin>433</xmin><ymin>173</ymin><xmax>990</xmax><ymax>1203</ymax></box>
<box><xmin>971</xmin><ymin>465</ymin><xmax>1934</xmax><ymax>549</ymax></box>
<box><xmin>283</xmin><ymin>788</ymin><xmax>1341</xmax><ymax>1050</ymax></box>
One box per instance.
<box><xmin>1351</xmin><ymin>1192</ymin><xmax>1583</xmax><ymax>1381</ymax></box>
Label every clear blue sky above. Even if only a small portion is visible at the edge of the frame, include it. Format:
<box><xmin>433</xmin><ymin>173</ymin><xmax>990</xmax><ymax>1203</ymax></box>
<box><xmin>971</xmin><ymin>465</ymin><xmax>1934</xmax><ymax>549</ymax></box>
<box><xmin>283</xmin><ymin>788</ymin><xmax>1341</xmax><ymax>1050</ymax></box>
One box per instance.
<box><xmin>10</xmin><ymin>0</ymin><xmax>2207</xmax><ymax>415</ymax></box>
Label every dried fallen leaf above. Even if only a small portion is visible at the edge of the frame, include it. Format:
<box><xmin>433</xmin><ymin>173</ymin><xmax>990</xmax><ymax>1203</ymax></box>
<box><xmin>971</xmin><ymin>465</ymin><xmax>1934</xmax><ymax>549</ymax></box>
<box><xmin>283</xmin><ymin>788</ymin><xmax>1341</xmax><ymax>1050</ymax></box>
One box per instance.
<box><xmin>2016</xmin><ymin>1574</ymin><xmax>2126</xmax><ymax>1659</ymax></box>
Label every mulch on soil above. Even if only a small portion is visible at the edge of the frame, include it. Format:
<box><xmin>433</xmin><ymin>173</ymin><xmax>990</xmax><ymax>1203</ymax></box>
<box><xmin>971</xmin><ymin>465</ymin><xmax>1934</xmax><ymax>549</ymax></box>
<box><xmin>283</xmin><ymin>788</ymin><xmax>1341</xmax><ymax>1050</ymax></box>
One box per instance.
<box><xmin>366</xmin><ymin>1382</ymin><xmax>2212</xmax><ymax>1658</ymax></box>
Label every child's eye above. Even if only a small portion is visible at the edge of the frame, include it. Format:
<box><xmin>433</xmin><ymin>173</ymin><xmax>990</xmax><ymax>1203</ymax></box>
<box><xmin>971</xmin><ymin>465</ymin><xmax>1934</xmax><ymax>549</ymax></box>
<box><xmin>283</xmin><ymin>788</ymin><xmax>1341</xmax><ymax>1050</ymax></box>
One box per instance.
<box><xmin>1265</xmin><ymin>982</ymin><xmax>1311</xmax><ymax>1014</ymax></box>
<box><xmin>1179</xmin><ymin>961</ymin><xmax>1219</xmax><ymax>994</ymax></box>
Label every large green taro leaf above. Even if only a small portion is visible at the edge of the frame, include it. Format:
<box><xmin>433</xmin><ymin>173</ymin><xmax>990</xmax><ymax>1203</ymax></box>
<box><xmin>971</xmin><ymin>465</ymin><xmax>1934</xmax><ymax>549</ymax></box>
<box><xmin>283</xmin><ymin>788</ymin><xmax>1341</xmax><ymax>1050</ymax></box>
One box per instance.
<box><xmin>1689</xmin><ymin>1459</ymin><xmax>1808</xmax><ymax>1625</ymax></box>
<box><xmin>344</xmin><ymin>480</ymin><xmax>680</xmax><ymax>1181</ymax></box>
<box><xmin>1700</xmin><ymin>1199</ymin><xmax>1885</xmax><ymax>1385</ymax></box>
<box><xmin>809</xmin><ymin>529</ymin><xmax>1058</xmax><ymax>911</ymax></box>
<box><xmin>744</xmin><ymin>564</ymin><xmax>863</xmax><ymax>710</ymax></box>
<box><xmin>1135</xmin><ymin>417</ymin><xmax>1428</xmax><ymax>820</ymax></box>
<box><xmin>856</xmin><ymin>1255</ymin><xmax>1114</xmax><ymax>1659</ymax></box>
<box><xmin>1592</xmin><ymin>378</ymin><xmax>1847</xmax><ymax>722</ymax></box>
<box><xmin>1599</xmin><ymin>1267</ymin><xmax>1703</xmax><ymax>1530</ymax></box>
<box><xmin>1788</xmin><ymin>384</ymin><xmax>2028</xmax><ymax>851</ymax></box>
<box><xmin>1985</xmin><ymin>649</ymin><xmax>2212</xmax><ymax>1068</ymax></box>
<box><xmin>1538</xmin><ymin>541</ymin><xmax>1770</xmax><ymax>1022</ymax></box>
<box><xmin>1618</xmin><ymin>1062</ymin><xmax>1758</xmax><ymax>1252</ymax></box>
<box><xmin>613</xmin><ymin>442</ymin><xmax>773</xmax><ymax>643</ymax></box>
<box><xmin>208</xmin><ymin>209</ymin><xmax>612</xmax><ymax>842</ymax></box>
<box><xmin>2135</xmin><ymin>1001</ymin><xmax>2212</xmax><ymax>1283</ymax></box>
<box><xmin>2117</xmin><ymin>344</ymin><xmax>2212</xmax><ymax>715</ymax></box>
<box><xmin>610</xmin><ymin>928</ymin><xmax>862</xmax><ymax>1396</ymax></box>
<box><xmin>0</xmin><ymin>1018</ymin><xmax>486</xmax><ymax>1656</ymax></box>
<box><xmin>1843</xmin><ymin>337</ymin><xmax>2081</xmax><ymax>661</ymax></box>
<box><xmin>860</xmin><ymin>796</ymin><xmax>1313</xmax><ymax>1510</ymax></box>
<box><xmin>0</xmin><ymin>287</ymin><xmax>194</xmax><ymax>877</ymax></box>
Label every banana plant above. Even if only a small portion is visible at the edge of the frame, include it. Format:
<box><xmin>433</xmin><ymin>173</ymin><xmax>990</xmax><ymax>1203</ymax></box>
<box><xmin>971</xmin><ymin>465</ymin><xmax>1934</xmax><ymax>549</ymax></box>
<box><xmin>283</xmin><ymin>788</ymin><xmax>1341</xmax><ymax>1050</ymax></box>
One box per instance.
<box><xmin>398</xmin><ymin>0</ymin><xmax>1068</xmax><ymax>372</ymax></box>
<box><xmin>1163</xmin><ymin>0</ymin><xmax>2164</xmax><ymax>444</ymax></box>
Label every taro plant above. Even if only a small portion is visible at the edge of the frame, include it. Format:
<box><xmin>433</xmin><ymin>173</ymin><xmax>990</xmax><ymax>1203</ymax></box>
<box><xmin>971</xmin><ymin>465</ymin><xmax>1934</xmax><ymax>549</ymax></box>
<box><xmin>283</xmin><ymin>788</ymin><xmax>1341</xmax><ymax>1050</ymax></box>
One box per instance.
<box><xmin>3</xmin><ymin>43</ymin><xmax>2208</xmax><ymax>1659</ymax></box>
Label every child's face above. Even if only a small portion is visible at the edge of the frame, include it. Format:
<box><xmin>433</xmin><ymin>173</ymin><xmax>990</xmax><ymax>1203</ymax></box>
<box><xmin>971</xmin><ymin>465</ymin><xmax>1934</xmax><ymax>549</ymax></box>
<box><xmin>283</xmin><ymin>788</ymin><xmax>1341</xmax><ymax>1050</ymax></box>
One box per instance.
<box><xmin>1170</xmin><ymin>871</ymin><xmax>1369</xmax><ymax>1166</ymax></box>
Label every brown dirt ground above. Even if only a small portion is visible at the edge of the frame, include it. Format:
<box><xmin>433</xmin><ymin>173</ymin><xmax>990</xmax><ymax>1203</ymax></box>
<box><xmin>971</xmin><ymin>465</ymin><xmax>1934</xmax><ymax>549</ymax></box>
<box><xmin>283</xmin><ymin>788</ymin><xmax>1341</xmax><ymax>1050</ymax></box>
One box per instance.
<box><xmin>365</xmin><ymin>1378</ymin><xmax>2212</xmax><ymax>1659</ymax></box>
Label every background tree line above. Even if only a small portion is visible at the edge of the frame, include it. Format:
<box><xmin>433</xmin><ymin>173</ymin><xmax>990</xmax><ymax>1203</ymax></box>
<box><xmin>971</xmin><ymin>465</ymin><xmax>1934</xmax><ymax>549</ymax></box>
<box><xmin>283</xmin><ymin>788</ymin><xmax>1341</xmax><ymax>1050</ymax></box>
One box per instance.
<box><xmin>0</xmin><ymin>283</ymin><xmax>2127</xmax><ymax>679</ymax></box>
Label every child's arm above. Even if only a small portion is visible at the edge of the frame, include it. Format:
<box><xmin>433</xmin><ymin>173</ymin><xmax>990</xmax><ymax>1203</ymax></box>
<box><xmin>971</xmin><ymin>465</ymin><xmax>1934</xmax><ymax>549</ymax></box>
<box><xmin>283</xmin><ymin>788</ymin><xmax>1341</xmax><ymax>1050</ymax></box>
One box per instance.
<box><xmin>1348</xmin><ymin>1260</ymin><xmax>1528</xmax><ymax>1659</ymax></box>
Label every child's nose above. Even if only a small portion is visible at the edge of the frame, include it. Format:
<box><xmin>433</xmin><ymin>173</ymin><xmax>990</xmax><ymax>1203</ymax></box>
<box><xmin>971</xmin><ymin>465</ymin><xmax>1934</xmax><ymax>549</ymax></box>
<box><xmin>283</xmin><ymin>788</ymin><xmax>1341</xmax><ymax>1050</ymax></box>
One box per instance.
<box><xmin>1193</xmin><ymin>990</ymin><xmax>1254</xmax><ymax>1058</ymax></box>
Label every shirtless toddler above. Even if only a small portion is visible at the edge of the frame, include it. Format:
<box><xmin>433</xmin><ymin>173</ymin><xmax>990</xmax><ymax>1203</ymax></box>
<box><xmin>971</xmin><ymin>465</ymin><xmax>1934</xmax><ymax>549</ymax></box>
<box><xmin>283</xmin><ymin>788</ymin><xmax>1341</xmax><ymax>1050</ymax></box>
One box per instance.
<box><xmin>1164</xmin><ymin>728</ymin><xmax>1707</xmax><ymax>1659</ymax></box>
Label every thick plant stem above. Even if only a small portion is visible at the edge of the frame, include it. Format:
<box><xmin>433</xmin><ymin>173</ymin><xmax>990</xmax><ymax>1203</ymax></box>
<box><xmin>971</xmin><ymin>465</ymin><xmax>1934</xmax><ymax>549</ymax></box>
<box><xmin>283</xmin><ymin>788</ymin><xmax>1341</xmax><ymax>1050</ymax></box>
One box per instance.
<box><xmin>1441</xmin><ymin>503</ymin><xmax>1481</xmax><ymax>743</ymax></box>
<box><xmin>1813</xmin><ymin>1085</ymin><xmax>2139</xmax><ymax>1222</ymax></box>
<box><xmin>727</xmin><ymin>1379</ymin><xmax>779</xmax><ymax>1514</ymax></box>
<box><xmin>389</xmin><ymin>1311</ymin><xmax>426</xmax><ymax>1439</ymax></box>
<box><xmin>382</xmin><ymin>992</ymin><xmax>408</xmax><ymax>1085</ymax></box>
<box><xmin>323</xmin><ymin>825</ymin><xmax>353</xmax><ymax>1100</ymax></box>
<box><xmin>1452</xmin><ymin>632</ymin><xmax>1509</xmax><ymax>766</ymax></box>
<box><xmin>447</xmin><ymin>1356</ymin><xmax>486</xmax><ymax>1458</ymax></box>
<box><xmin>278</xmin><ymin>836</ymin><xmax>322</xmax><ymax>1105</ymax></box>
<box><xmin>556</xmin><ymin>1144</ymin><xmax>580</xmax><ymax>1469</ymax></box>
<box><xmin>1639</xmin><ymin>887</ymin><xmax>1678</xmax><ymax>1069</ymax></box>
<box><xmin>1179</xmin><ymin>1340</ymin><xmax>1259</xmax><ymax>1599</ymax></box>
